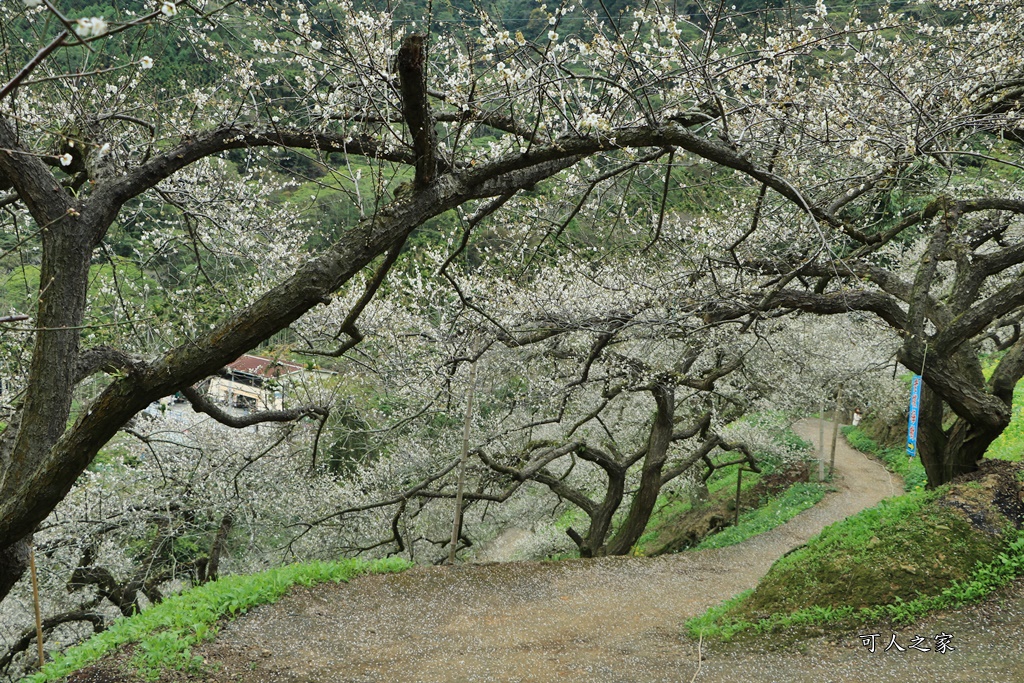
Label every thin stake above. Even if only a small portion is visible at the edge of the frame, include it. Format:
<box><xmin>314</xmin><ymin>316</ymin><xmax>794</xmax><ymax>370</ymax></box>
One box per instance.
<box><xmin>734</xmin><ymin>466</ymin><xmax>743</xmax><ymax>526</ymax></box>
<box><xmin>818</xmin><ymin>397</ymin><xmax>826</xmax><ymax>482</ymax></box>
<box><xmin>689</xmin><ymin>632</ymin><xmax>703</xmax><ymax>683</ymax></box>
<box><xmin>830</xmin><ymin>384</ymin><xmax>844</xmax><ymax>477</ymax></box>
<box><xmin>29</xmin><ymin>543</ymin><xmax>44</xmax><ymax>668</ymax></box>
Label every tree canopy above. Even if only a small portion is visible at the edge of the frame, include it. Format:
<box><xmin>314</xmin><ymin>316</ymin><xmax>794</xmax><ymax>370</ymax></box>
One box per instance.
<box><xmin>2</xmin><ymin>0</ymin><xmax>1024</xmax><ymax>651</ymax></box>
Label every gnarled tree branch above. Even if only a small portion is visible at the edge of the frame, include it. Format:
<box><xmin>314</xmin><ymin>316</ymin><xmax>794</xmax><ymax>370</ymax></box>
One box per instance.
<box><xmin>180</xmin><ymin>386</ymin><xmax>327</xmax><ymax>429</ymax></box>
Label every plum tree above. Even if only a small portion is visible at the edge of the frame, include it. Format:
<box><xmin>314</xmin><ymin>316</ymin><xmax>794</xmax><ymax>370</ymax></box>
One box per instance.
<box><xmin>2</xmin><ymin>0</ymin><xmax>1024</xmax><ymax>615</ymax></box>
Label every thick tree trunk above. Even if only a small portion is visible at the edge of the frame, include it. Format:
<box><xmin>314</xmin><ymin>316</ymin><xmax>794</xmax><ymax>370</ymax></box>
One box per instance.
<box><xmin>916</xmin><ymin>385</ymin><xmax>950</xmax><ymax>488</ymax></box>
<box><xmin>603</xmin><ymin>385</ymin><xmax>674</xmax><ymax>555</ymax></box>
<box><xmin>942</xmin><ymin>418</ymin><xmax>1001</xmax><ymax>480</ymax></box>
<box><xmin>0</xmin><ymin>540</ymin><xmax>30</xmax><ymax>604</ymax></box>
<box><xmin>574</xmin><ymin>471</ymin><xmax>625</xmax><ymax>558</ymax></box>
<box><xmin>916</xmin><ymin>385</ymin><xmax>1009</xmax><ymax>488</ymax></box>
<box><xmin>203</xmin><ymin>513</ymin><xmax>234</xmax><ymax>583</ymax></box>
<box><xmin>901</xmin><ymin>335</ymin><xmax>1019</xmax><ymax>489</ymax></box>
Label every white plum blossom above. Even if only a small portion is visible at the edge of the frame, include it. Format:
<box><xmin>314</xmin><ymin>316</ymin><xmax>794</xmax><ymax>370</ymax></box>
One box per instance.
<box><xmin>74</xmin><ymin>17</ymin><xmax>108</xmax><ymax>38</ymax></box>
<box><xmin>3</xmin><ymin>1</ymin><xmax>1024</xmax><ymax>667</ymax></box>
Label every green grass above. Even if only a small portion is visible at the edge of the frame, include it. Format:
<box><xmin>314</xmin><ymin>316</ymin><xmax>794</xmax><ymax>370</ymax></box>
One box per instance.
<box><xmin>687</xmin><ymin>529</ymin><xmax>1024</xmax><ymax>640</ymax></box>
<box><xmin>686</xmin><ymin>483</ymin><xmax>1022</xmax><ymax>641</ymax></box>
<box><xmin>986</xmin><ymin>383</ymin><xmax>1024</xmax><ymax>462</ymax></box>
<box><xmin>843</xmin><ymin>425</ymin><xmax>927</xmax><ymax>491</ymax></box>
<box><xmin>982</xmin><ymin>355</ymin><xmax>1024</xmax><ymax>462</ymax></box>
<box><xmin>694</xmin><ymin>482</ymin><xmax>828</xmax><ymax>550</ymax></box>
<box><xmin>686</xmin><ymin>408</ymin><xmax>1024</xmax><ymax>642</ymax></box>
<box><xmin>544</xmin><ymin>462</ymin><xmax>774</xmax><ymax>560</ymax></box>
<box><xmin>632</xmin><ymin>464</ymin><xmax>767</xmax><ymax>555</ymax></box>
<box><xmin>634</xmin><ymin>417</ymin><xmax>817</xmax><ymax>555</ymax></box>
<box><xmin>632</xmin><ymin>496</ymin><xmax>696</xmax><ymax>551</ymax></box>
<box><xmin>26</xmin><ymin>557</ymin><xmax>411</xmax><ymax>682</ymax></box>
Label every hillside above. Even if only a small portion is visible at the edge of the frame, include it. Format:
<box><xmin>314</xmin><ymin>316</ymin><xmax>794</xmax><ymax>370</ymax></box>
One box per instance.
<box><xmin>28</xmin><ymin>421</ymin><xmax>901</xmax><ymax>681</ymax></box>
<box><xmin>39</xmin><ymin>424</ymin><xmax>1024</xmax><ymax>683</ymax></box>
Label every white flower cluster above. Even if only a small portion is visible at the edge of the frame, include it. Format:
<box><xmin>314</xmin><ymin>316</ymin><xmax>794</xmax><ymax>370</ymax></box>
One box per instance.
<box><xmin>74</xmin><ymin>16</ymin><xmax>108</xmax><ymax>38</ymax></box>
<box><xmin>578</xmin><ymin>110</ymin><xmax>611</xmax><ymax>132</ymax></box>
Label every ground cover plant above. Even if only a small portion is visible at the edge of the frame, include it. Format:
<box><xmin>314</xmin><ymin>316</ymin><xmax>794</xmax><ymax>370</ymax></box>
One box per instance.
<box><xmin>23</xmin><ymin>557</ymin><xmax>409</xmax><ymax>682</ymax></box>
<box><xmin>842</xmin><ymin>425</ymin><xmax>928</xmax><ymax>492</ymax></box>
<box><xmin>686</xmin><ymin>460</ymin><xmax>1024</xmax><ymax>640</ymax></box>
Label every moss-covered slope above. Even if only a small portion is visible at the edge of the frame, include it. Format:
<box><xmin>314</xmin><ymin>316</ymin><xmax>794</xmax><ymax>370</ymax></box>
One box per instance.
<box><xmin>691</xmin><ymin>459</ymin><xmax>1024</xmax><ymax>638</ymax></box>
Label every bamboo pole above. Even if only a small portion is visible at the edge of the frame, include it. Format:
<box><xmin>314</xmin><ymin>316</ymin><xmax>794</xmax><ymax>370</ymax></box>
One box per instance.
<box><xmin>29</xmin><ymin>543</ymin><xmax>44</xmax><ymax>669</ymax></box>
<box><xmin>829</xmin><ymin>384</ymin><xmax>844</xmax><ymax>477</ymax></box>
<box><xmin>818</xmin><ymin>397</ymin><xmax>826</xmax><ymax>482</ymax></box>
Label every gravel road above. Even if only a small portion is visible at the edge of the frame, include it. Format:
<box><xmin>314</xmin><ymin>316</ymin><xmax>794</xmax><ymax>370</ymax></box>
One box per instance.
<box><xmin>193</xmin><ymin>421</ymin><xmax>1024</xmax><ymax>682</ymax></box>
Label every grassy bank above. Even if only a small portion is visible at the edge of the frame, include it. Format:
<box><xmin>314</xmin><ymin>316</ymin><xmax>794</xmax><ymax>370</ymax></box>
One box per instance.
<box><xmin>693</xmin><ymin>482</ymin><xmax>827</xmax><ymax>550</ymax></box>
<box><xmin>686</xmin><ymin>460</ymin><xmax>1024</xmax><ymax>641</ymax></box>
<box><xmin>842</xmin><ymin>425</ymin><xmax>927</xmax><ymax>491</ymax></box>
<box><xmin>632</xmin><ymin>462</ymin><xmax>768</xmax><ymax>555</ymax></box>
<box><xmin>26</xmin><ymin>557</ymin><xmax>411</xmax><ymax>682</ymax></box>
<box><xmin>635</xmin><ymin>419</ymin><xmax>823</xmax><ymax>555</ymax></box>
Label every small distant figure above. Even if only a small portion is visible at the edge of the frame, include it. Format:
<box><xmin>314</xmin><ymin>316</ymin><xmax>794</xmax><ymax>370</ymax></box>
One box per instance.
<box><xmin>852</xmin><ymin>408</ymin><xmax>863</xmax><ymax>427</ymax></box>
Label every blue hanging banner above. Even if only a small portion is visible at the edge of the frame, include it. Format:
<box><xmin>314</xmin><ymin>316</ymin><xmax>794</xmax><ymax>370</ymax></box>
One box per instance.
<box><xmin>907</xmin><ymin>374</ymin><xmax>922</xmax><ymax>457</ymax></box>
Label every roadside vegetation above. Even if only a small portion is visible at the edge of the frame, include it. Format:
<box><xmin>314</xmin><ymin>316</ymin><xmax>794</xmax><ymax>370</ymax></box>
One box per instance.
<box><xmin>24</xmin><ymin>558</ymin><xmax>409</xmax><ymax>683</ymax></box>
<box><xmin>693</xmin><ymin>482</ymin><xmax>827</xmax><ymax>551</ymax></box>
<box><xmin>842</xmin><ymin>426</ymin><xmax>928</xmax><ymax>492</ymax></box>
<box><xmin>634</xmin><ymin>419</ymin><xmax>826</xmax><ymax>556</ymax></box>
<box><xmin>687</xmin><ymin>455</ymin><xmax>1024</xmax><ymax>641</ymax></box>
<box><xmin>683</xmin><ymin>350</ymin><xmax>1024</xmax><ymax>642</ymax></box>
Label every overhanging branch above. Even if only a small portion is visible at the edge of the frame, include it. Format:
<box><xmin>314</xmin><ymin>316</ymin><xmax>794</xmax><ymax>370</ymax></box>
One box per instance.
<box><xmin>180</xmin><ymin>386</ymin><xmax>327</xmax><ymax>428</ymax></box>
<box><xmin>74</xmin><ymin>346</ymin><xmax>146</xmax><ymax>385</ymax></box>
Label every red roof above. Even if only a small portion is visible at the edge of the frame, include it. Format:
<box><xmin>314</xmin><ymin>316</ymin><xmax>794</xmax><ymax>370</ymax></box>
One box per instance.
<box><xmin>226</xmin><ymin>354</ymin><xmax>304</xmax><ymax>378</ymax></box>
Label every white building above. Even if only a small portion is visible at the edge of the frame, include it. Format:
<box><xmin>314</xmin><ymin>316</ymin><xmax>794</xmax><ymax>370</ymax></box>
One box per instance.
<box><xmin>202</xmin><ymin>354</ymin><xmax>305</xmax><ymax>411</ymax></box>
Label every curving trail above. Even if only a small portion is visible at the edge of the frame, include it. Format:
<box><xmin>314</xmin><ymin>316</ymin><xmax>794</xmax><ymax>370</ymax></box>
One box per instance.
<box><xmin>194</xmin><ymin>422</ymin><xmax>1022</xmax><ymax>682</ymax></box>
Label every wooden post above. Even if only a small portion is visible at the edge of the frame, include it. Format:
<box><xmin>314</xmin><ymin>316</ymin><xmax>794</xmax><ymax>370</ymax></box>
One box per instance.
<box><xmin>818</xmin><ymin>397</ymin><xmax>826</xmax><ymax>482</ymax></box>
<box><xmin>449</xmin><ymin>356</ymin><xmax>478</xmax><ymax>565</ymax></box>
<box><xmin>29</xmin><ymin>543</ymin><xmax>44</xmax><ymax>668</ymax></box>
<box><xmin>829</xmin><ymin>384</ymin><xmax>844</xmax><ymax>477</ymax></box>
<box><xmin>734</xmin><ymin>466</ymin><xmax>743</xmax><ymax>526</ymax></box>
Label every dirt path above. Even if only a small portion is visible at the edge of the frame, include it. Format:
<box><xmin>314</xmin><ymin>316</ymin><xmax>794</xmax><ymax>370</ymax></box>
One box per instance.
<box><xmin>188</xmin><ymin>420</ymin><xmax>975</xmax><ymax>682</ymax></box>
